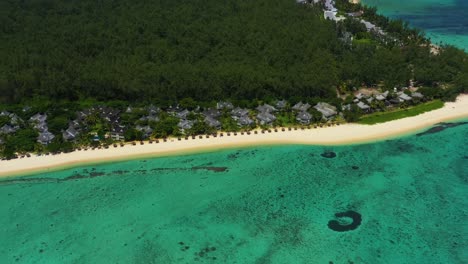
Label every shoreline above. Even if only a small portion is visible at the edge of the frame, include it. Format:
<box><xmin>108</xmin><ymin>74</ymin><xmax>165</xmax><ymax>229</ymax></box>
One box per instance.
<box><xmin>1</xmin><ymin>94</ymin><xmax>467</xmax><ymax>179</ymax></box>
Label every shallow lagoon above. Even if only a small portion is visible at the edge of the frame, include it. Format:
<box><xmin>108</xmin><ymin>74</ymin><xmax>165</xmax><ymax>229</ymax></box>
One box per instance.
<box><xmin>0</xmin><ymin>121</ymin><xmax>467</xmax><ymax>263</ymax></box>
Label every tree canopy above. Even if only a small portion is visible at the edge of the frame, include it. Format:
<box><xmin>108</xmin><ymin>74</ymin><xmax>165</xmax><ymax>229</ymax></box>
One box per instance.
<box><xmin>0</xmin><ymin>0</ymin><xmax>467</xmax><ymax>105</ymax></box>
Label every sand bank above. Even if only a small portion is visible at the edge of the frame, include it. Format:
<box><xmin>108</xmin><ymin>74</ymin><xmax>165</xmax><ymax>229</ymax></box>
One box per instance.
<box><xmin>1</xmin><ymin>95</ymin><xmax>467</xmax><ymax>178</ymax></box>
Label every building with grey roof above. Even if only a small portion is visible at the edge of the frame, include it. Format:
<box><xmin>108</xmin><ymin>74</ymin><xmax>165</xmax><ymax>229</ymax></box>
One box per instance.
<box><xmin>62</xmin><ymin>126</ymin><xmax>79</xmax><ymax>141</ymax></box>
<box><xmin>314</xmin><ymin>102</ymin><xmax>337</xmax><ymax>119</ymax></box>
<box><xmin>33</xmin><ymin>122</ymin><xmax>48</xmax><ymax>132</ymax></box>
<box><xmin>147</xmin><ymin>105</ymin><xmax>160</xmax><ymax>115</ymax></box>
<box><xmin>203</xmin><ymin>108</ymin><xmax>222</xmax><ymax>118</ymax></box>
<box><xmin>256</xmin><ymin>112</ymin><xmax>276</xmax><ymax>125</ymax></box>
<box><xmin>136</xmin><ymin>125</ymin><xmax>153</xmax><ymax>139</ymax></box>
<box><xmin>9</xmin><ymin>114</ymin><xmax>22</xmax><ymax>125</ymax></box>
<box><xmin>37</xmin><ymin>131</ymin><xmax>55</xmax><ymax>145</ymax></box>
<box><xmin>296</xmin><ymin>111</ymin><xmax>312</xmax><ymax>124</ymax></box>
<box><xmin>0</xmin><ymin>111</ymin><xmax>11</xmax><ymax>117</ymax></box>
<box><xmin>204</xmin><ymin>116</ymin><xmax>221</xmax><ymax>129</ymax></box>
<box><xmin>178</xmin><ymin>120</ymin><xmax>194</xmax><ymax>131</ymax></box>
<box><xmin>356</xmin><ymin>101</ymin><xmax>371</xmax><ymax>112</ymax></box>
<box><xmin>397</xmin><ymin>92</ymin><xmax>412</xmax><ymax>101</ymax></box>
<box><xmin>256</xmin><ymin>104</ymin><xmax>277</xmax><ymax>113</ymax></box>
<box><xmin>0</xmin><ymin>124</ymin><xmax>19</xmax><ymax>135</ymax></box>
<box><xmin>275</xmin><ymin>100</ymin><xmax>287</xmax><ymax>110</ymax></box>
<box><xmin>237</xmin><ymin>116</ymin><xmax>254</xmax><ymax>127</ymax></box>
<box><xmin>292</xmin><ymin>102</ymin><xmax>311</xmax><ymax>112</ymax></box>
<box><xmin>176</xmin><ymin>109</ymin><xmax>190</xmax><ymax>119</ymax></box>
<box><xmin>110</xmin><ymin>125</ymin><xmax>125</xmax><ymax>141</ymax></box>
<box><xmin>29</xmin><ymin>113</ymin><xmax>47</xmax><ymax>123</ymax></box>
<box><xmin>231</xmin><ymin>107</ymin><xmax>249</xmax><ymax>117</ymax></box>
<box><xmin>375</xmin><ymin>91</ymin><xmax>389</xmax><ymax>101</ymax></box>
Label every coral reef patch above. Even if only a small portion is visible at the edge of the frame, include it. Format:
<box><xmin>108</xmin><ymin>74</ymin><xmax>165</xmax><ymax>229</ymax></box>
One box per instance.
<box><xmin>321</xmin><ymin>151</ymin><xmax>337</xmax><ymax>158</ymax></box>
<box><xmin>416</xmin><ymin>122</ymin><xmax>468</xmax><ymax>137</ymax></box>
<box><xmin>327</xmin><ymin>211</ymin><xmax>362</xmax><ymax>232</ymax></box>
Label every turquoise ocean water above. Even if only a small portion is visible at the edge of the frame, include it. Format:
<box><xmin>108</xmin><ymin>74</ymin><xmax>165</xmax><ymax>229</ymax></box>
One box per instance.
<box><xmin>0</xmin><ymin>121</ymin><xmax>467</xmax><ymax>263</ymax></box>
<box><xmin>361</xmin><ymin>0</ymin><xmax>468</xmax><ymax>50</ymax></box>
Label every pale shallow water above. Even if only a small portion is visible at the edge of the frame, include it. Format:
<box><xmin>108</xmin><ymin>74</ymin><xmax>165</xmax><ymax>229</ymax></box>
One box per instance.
<box><xmin>361</xmin><ymin>0</ymin><xmax>468</xmax><ymax>50</ymax></box>
<box><xmin>0</xmin><ymin>121</ymin><xmax>467</xmax><ymax>263</ymax></box>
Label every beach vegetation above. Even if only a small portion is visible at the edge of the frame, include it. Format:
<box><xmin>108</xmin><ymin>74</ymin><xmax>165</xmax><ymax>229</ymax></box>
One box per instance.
<box><xmin>0</xmin><ymin>116</ymin><xmax>9</xmax><ymax>127</ymax></box>
<box><xmin>188</xmin><ymin>120</ymin><xmax>216</xmax><ymax>136</ymax></box>
<box><xmin>343</xmin><ymin>105</ymin><xmax>362</xmax><ymax>122</ymax></box>
<box><xmin>220</xmin><ymin>116</ymin><xmax>240</xmax><ymax>132</ymax></box>
<box><xmin>357</xmin><ymin>100</ymin><xmax>444</xmax><ymax>124</ymax></box>
<box><xmin>151</xmin><ymin>115</ymin><xmax>180</xmax><ymax>138</ymax></box>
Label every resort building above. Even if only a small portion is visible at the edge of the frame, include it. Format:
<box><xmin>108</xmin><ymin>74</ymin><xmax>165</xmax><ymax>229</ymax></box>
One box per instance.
<box><xmin>205</xmin><ymin>116</ymin><xmax>222</xmax><ymax>129</ymax></box>
<box><xmin>397</xmin><ymin>92</ymin><xmax>412</xmax><ymax>102</ymax></box>
<box><xmin>135</xmin><ymin>125</ymin><xmax>153</xmax><ymax>139</ymax></box>
<box><xmin>275</xmin><ymin>100</ymin><xmax>288</xmax><ymax>110</ymax></box>
<box><xmin>203</xmin><ymin>108</ymin><xmax>222</xmax><ymax>119</ymax></box>
<box><xmin>296</xmin><ymin>111</ymin><xmax>313</xmax><ymax>124</ymax></box>
<box><xmin>292</xmin><ymin>102</ymin><xmax>311</xmax><ymax>112</ymax></box>
<box><xmin>412</xmin><ymin>92</ymin><xmax>424</xmax><ymax>99</ymax></box>
<box><xmin>176</xmin><ymin>109</ymin><xmax>190</xmax><ymax>119</ymax></box>
<box><xmin>29</xmin><ymin>113</ymin><xmax>47</xmax><ymax>124</ymax></box>
<box><xmin>375</xmin><ymin>91</ymin><xmax>389</xmax><ymax>101</ymax></box>
<box><xmin>109</xmin><ymin>126</ymin><xmax>125</xmax><ymax>141</ymax></box>
<box><xmin>231</xmin><ymin>107</ymin><xmax>249</xmax><ymax>118</ymax></box>
<box><xmin>147</xmin><ymin>105</ymin><xmax>160</xmax><ymax>115</ymax></box>
<box><xmin>62</xmin><ymin>126</ymin><xmax>79</xmax><ymax>141</ymax></box>
<box><xmin>256</xmin><ymin>104</ymin><xmax>277</xmax><ymax>113</ymax></box>
<box><xmin>356</xmin><ymin>101</ymin><xmax>371</xmax><ymax>112</ymax></box>
<box><xmin>256</xmin><ymin>112</ymin><xmax>276</xmax><ymax>125</ymax></box>
<box><xmin>360</xmin><ymin>19</ymin><xmax>385</xmax><ymax>35</ymax></box>
<box><xmin>178</xmin><ymin>119</ymin><xmax>194</xmax><ymax>132</ymax></box>
<box><xmin>231</xmin><ymin>107</ymin><xmax>253</xmax><ymax>127</ymax></box>
<box><xmin>0</xmin><ymin>110</ymin><xmax>10</xmax><ymax>117</ymax></box>
<box><xmin>237</xmin><ymin>116</ymin><xmax>254</xmax><ymax>127</ymax></box>
<box><xmin>0</xmin><ymin>124</ymin><xmax>20</xmax><ymax>135</ymax></box>
<box><xmin>314</xmin><ymin>102</ymin><xmax>337</xmax><ymax>120</ymax></box>
<box><xmin>37</xmin><ymin>131</ymin><xmax>55</xmax><ymax>145</ymax></box>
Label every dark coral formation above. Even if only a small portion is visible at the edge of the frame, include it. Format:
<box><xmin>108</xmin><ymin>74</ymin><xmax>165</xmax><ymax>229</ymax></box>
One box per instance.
<box><xmin>0</xmin><ymin>166</ymin><xmax>228</xmax><ymax>186</ymax></box>
<box><xmin>321</xmin><ymin>151</ymin><xmax>336</xmax><ymax>158</ymax></box>
<box><xmin>191</xmin><ymin>167</ymin><xmax>228</xmax><ymax>172</ymax></box>
<box><xmin>416</xmin><ymin>122</ymin><xmax>468</xmax><ymax>137</ymax></box>
<box><xmin>193</xmin><ymin>246</ymin><xmax>217</xmax><ymax>261</ymax></box>
<box><xmin>327</xmin><ymin>210</ymin><xmax>362</xmax><ymax>232</ymax></box>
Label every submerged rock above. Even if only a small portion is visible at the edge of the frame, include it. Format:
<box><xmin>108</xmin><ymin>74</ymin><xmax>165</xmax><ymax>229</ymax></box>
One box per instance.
<box><xmin>321</xmin><ymin>151</ymin><xmax>336</xmax><ymax>158</ymax></box>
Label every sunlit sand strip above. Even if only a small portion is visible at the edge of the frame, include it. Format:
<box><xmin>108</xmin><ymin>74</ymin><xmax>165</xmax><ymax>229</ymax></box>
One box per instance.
<box><xmin>1</xmin><ymin>94</ymin><xmax>467</xmax><ymax>178</ymax></box>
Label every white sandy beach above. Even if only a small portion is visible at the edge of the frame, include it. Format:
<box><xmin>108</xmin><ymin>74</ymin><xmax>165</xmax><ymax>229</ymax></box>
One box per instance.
<box><xmin>1</xmin><ymin>94</ymin><xmax>467</xmax><ymax>178</ymax></box>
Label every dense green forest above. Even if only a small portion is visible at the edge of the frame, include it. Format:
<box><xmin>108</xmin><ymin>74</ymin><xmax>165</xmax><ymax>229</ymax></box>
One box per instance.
<box><xmin>1</xmin><ymin>0</ymin><xmax>467</xmax><ymax>105</ymax></box>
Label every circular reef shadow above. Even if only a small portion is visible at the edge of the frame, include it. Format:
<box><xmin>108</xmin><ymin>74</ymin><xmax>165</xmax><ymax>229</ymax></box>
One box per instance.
<box><xmin>327</xmin><ymin>210</ymin><xmax>362</xmax><ymax>232</ymax></box>
<box><xmin>321</xmin><ymin>151</ymin><xmax>336</xmax><ymax>158</ymax></box>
